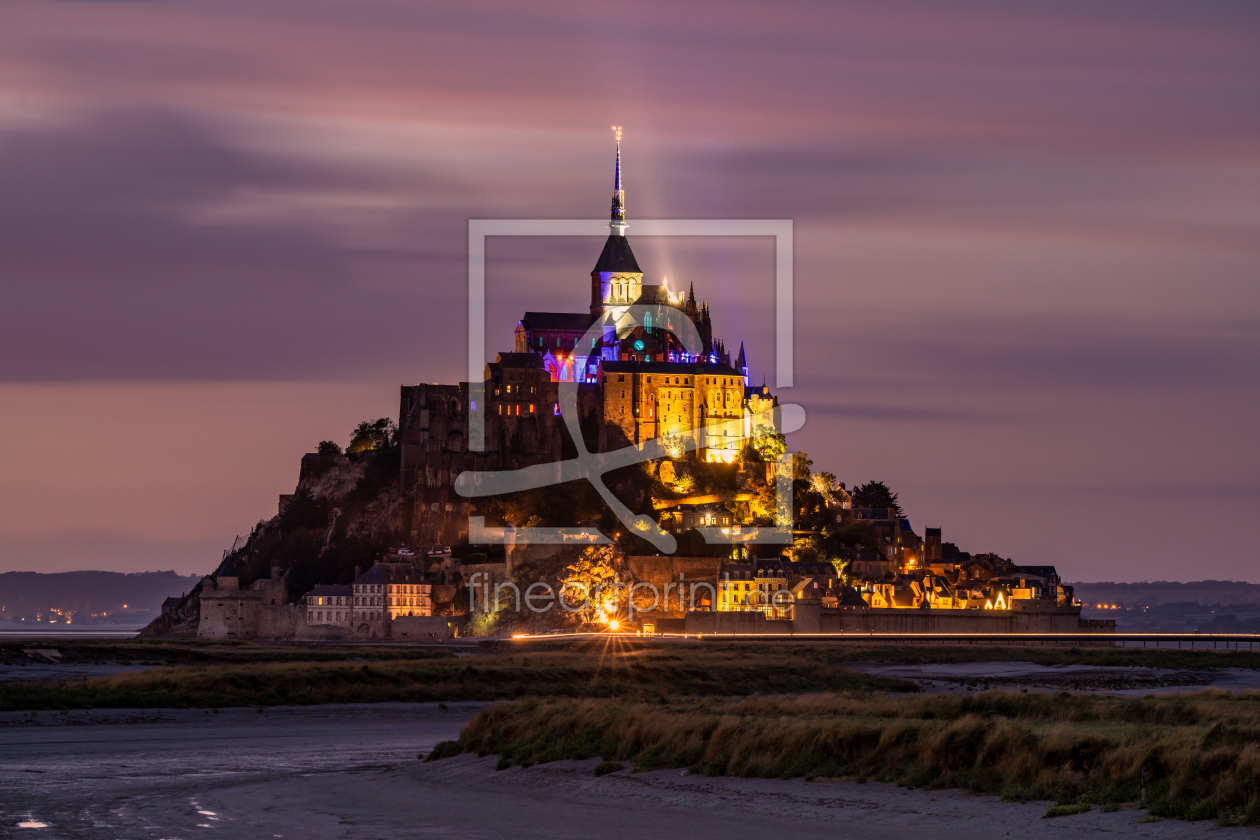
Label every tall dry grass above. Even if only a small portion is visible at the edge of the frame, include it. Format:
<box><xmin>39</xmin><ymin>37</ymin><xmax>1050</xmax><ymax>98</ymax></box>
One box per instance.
<box><xmin>432</xmin><ymin>690</ymin><xmax>1260</xmax><ymax>826</ymax></box>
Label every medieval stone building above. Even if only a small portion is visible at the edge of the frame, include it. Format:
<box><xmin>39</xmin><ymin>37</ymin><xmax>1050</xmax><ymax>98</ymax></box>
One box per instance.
<box><xmin>398</xmin><ymin>134</ymin><xmax>779</xmax><ymax>547</ymax></box>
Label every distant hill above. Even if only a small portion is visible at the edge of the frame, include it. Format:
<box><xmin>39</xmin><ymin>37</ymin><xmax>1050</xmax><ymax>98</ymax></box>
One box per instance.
<box><xmin>1069</xmin><ymin>580</ymin><xmax>1260</xmax><ymax>608</ymax></box>
<box><xmin>0</xmin><ymin>570</ymin><xmax>202</xmax><ymax>625</ymax></box>
<box><xmin>1070</xmin><ymin>581</ymin><xmax>1260</xmax><ymax>633</ymax></box>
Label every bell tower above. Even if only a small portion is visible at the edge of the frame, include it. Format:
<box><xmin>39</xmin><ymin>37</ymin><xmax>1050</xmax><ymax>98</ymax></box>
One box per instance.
<box><xmin>591</xmin><ymin>127</ymin><xmax>643</xmax><ymax>317</ymax></box>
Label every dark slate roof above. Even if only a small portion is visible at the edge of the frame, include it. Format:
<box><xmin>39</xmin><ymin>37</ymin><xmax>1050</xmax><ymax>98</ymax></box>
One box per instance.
<box><xmin>305</xmin><ymin>584</ymin><xmax>352</xmax><ymax>599</ymax></box>
<box><xmin>789</xmin><ymin>561</ymin><xmax>839</xmax><ymax>577</ymax></box>
<box><xmin>1011</xmin><ymin>565</ymin><xmax>1059</xmax><ymax>580</ymax></box>
<box><xmin>671</xmin><ymin>503</ymin><xmax>729</xmax><ymax>514</ymax></box>
<box><xmin>355</xmin><ymin>563</ymin><xmax>427</xmax><ymax>586</ymax></box>
<box><xmin>635</xmin><ymin>285</ymin><xmax>676</xmax><ymax>305</ymax></box>
<box><xmin>216</xmin><ymin>557</ymin><xmax>238</xmax><ymax>577</ymax></box>
<box><xmin>600</xmin><ymin>360</ymin><xmax>744</xmax><ymax>377</ymax></box>
<box><xmin>162</xmin><ymin>596</ymin><xmax>182</xmax><ymax>608</ymax></box>
<box><xmin>592</xmin><ymin>234</ymin><xmax>642</xmax><ymax>273</ymax></box>
<box><xmin>493</xmin><ymin>352</ymin><xmax>546</xmax><ymax>369</ymax></box>
<box><xmin>519</xmin><ymin>312</ymin><xmax>594</xmax><ymax>332</ymax></box>
<box><xmin>837</xmin><ymin>586</ymin><xmax>869</xmax><ymax>607</ymax></box>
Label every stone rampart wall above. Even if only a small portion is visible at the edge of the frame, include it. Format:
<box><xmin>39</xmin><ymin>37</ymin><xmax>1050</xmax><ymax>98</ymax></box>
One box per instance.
<box><xmin>683</xmin><ymin>606</ymin><xmax>1088</xmax><ymax>635</ymax></box>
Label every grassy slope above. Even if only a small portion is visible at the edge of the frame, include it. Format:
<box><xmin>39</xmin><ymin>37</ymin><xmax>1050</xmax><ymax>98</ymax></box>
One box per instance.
<box><xmin>0</xmin><ymin>642</ymin><xmax>914</xmax><ymax>710</ymax></box>
<box><xmin>433</xmin><ymin>690</ymin><xmax>1260</xmax><ymax>825</ymax></box>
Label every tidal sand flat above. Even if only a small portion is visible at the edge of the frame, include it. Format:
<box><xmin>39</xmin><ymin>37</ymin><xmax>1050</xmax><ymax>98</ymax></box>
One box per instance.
<box><xmin>3</xmin><ymin>700</ymin><xmax>1256</xmax><ymax>839</ymax></box>
<box><xmin>0</xmin><ymin>702</ymin><xmax>482</xmax><ymax>837</ymax></box>
<box><xmin>845</xmin><ymin>660</ymin><xmax>1260</xmax><ymax>694</ymax></box>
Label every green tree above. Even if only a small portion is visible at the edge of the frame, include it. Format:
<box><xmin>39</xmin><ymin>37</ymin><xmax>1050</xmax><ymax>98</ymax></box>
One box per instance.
<box><xmin>852</xmin><ymin>480</ymin><xmax>903</xmax><ymax>518</ymax></box>
<box><xmin>788</xmin><ymin>452</ymin><xmax>814</xmax><ymax>481</ymax></box>
<box><xmin>821</xmin><ymin>521</ymin><xmax>879</xmax><ymax>551</ymax></box>
<box><xmin>737</xmin><ymin>440</ymin><xmax>761</xmax><ymax>463</ymax></box>
<box><xmin>830</xmin><ymin>555</ymin><xmax>851</xmax><ymax>581</ymax></box>
<box><xmin>752</xmin><ymin>424</ymin><xmax>785</xmax><ymax>462</ymax></box>
<box><xmin>278</xmin><ymin>487</ymin><xmax>328</xmax><ymax>533</ymax></box>
<box><xmin>348</xmin><ymin>418</ymin><xmax>397</xmax><ymax>453</ymax></box>
<box><xmin>559</xmin><ymin>546</ymin><xmax>624</xmax><ymax>624</ymax></box>
<box><xmin>317</xmin><ymin>440</ymin><xmax>342</xmax><ymax>456</ymax></box>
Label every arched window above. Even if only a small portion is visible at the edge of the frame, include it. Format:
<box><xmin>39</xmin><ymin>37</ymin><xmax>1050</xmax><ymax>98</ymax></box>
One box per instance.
<box><xmin>643</xmin><ymin>312</ymin><xmax>652</xmax><ymax>332</ymax></box>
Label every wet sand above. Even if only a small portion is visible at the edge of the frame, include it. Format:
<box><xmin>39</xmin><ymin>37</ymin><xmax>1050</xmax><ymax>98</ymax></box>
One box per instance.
<box><xmin>2</xmin><ymin>702</ymin><xmax>1254</xmax><ymax>839</ymax></box>
<box><xmin>845</xmin><ymin>661</ymin><xmax>1260</xmax><ymax>695</ymax></box>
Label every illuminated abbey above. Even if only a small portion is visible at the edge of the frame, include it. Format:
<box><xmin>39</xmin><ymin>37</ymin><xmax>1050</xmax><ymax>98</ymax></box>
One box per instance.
<box><xmin>397</xmin><ymin>131</ymin><xmax>777</xmax><ymax>546</ymax></box>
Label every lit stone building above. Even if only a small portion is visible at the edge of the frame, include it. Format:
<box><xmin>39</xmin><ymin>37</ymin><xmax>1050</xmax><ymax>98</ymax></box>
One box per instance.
<box><xmin>716</xmin><ymin>560</ymin><xmax>792</xmax><ymax>617</ymax></box>
<box><xmin>197</xmin><ymin>560</ymin><xmax>292</xmax><ymax>639</ymax></box>
<box><xmin>352</xmin><ymin>563</ymin><xmax>432</xmax><ymax>627</ymax></box>
<box><xmin>396</xmin><ymin>133</ymin><xmax>780</xmax><ymax>545</ymax></box>
<box><xmin>304</xmin><ymin>584</ymin><xmax>353</xmax><ymax>627</ymax></box>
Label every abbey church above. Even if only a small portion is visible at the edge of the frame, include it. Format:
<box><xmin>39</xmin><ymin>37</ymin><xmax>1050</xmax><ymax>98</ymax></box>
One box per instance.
<box><xmin>397</xmin><ymin>133</ymin><xmax>778</xmax><ymax>546</ymax></box>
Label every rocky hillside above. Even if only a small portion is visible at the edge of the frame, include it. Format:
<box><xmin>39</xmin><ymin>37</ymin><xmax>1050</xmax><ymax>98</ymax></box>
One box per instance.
<box><xmin>142</xmin><ymin>421</ymin><xmax>419</xmax><ymax>636</ymax></box>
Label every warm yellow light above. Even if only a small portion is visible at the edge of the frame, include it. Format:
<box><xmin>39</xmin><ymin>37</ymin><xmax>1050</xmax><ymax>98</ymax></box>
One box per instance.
<box><xmin>608</xmin><ymin>619</ymin><xmax>620</xmax><ymax>631</ymax></box>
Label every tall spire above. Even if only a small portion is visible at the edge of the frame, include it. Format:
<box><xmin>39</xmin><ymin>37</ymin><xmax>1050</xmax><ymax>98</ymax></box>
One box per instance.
<box><xmin>609</xmin><ymin>126</ymin><xmax>627</xmax><ymax>236</ymax></box>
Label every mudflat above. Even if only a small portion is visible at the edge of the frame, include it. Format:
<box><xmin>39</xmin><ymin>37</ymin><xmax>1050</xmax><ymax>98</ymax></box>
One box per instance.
<box><xmin>2</xmin><ymin>702</ymin><xmax>1252</xmax><ymax>839</ymax></box>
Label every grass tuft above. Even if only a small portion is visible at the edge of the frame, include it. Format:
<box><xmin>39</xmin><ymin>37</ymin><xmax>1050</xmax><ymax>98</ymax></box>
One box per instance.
<box><xmin>594</xmin><ymin>760</ymin><xmax>625</xmax><ymax>776</ymax></box>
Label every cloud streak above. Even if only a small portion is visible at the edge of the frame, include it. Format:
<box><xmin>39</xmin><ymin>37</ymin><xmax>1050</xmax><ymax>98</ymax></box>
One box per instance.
<box><xmin>0</xmin><ymin>0</ymin><xmax>1256</xmax><ymax>580</ymax></box>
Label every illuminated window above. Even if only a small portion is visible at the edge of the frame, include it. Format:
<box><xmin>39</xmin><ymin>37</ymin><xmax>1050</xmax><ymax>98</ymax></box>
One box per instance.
<box><xmin>530</xmin><ymin>404</ymin><xmax>535</xmax><ymax>413</ymax></box>
<box><xmin>634</xmin><ymin>340</ymin><xmax>645</xmax><ymax>351</ymax></box>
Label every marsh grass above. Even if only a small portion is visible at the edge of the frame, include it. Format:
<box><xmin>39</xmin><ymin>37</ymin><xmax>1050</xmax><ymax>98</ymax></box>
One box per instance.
<box><xmin>819</xmin><ymin>645</ymin><xmax>1260</xmax><ymax>672</ymax></box>
<box><xmin>0</xmin><ymin>640</ymin><xmax>455</xmax><ymax>667</ymax></box>
<box><xmin>0</xmin><ymin>644</ymin><xmax>913</xmax><ymax>711</ymax></box>
<box><xmin>431</xmin><ymin>689</ymin><xmax>1260</xmax><ymax>826</ymax></box>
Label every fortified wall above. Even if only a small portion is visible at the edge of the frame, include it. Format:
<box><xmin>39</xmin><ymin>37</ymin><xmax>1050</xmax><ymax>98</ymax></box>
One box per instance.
<box><xmin>626</xmin><ymin>555</ymin><xmax>722</xmax><ymax>615</ymax></box>
<box><xmin>681</xmin><ymin>602</ymin><xmax>1100</xmax><ymax>636</ymax></box>
<box><xmin>197</xmin><ymin>570</ymin><xmax>298</xmax><ymax>640</ymax></box>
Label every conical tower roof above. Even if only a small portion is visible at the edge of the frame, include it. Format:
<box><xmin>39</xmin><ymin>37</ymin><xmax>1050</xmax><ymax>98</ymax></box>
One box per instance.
<box><xmin>593</xmin><ymin>127</ymin><xmax>640</xmax><ymax>273</ymax></box>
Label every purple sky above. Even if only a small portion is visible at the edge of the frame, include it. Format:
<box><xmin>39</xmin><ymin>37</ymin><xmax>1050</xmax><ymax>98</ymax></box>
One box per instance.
<box><xmin>0</xmin><ymin>0</ymin><xmax>1256</xmax><ymax>580</ymax></box>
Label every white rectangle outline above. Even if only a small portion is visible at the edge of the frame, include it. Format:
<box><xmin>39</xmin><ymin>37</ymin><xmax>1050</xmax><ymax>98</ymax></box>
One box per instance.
<box><xmin>466</xmin><ymin>219</ymin><xmax>793</xmax><ymax>452</ymax></box>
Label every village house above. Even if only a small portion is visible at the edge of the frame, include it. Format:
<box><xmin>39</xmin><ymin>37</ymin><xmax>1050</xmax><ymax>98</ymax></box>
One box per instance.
<box><xmin>304</xmin><ymin>584</ymin><xmax>353</xmax><ymax>627</ymax></box>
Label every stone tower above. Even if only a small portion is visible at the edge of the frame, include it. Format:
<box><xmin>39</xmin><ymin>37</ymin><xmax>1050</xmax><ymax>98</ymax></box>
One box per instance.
<box><xmin>590</xmin><ymin>127</ymin><xmax>644</xmax><ymax>317</ymax></box>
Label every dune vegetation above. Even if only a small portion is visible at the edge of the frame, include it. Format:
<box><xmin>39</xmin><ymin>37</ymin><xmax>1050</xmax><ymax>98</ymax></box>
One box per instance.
<box><xmin>430</xmin><ymin>689</ymin><xmax>1260</xmax><ymax>826</ymax></box>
